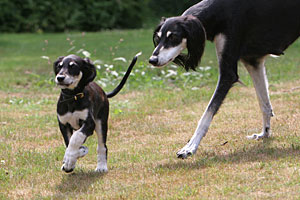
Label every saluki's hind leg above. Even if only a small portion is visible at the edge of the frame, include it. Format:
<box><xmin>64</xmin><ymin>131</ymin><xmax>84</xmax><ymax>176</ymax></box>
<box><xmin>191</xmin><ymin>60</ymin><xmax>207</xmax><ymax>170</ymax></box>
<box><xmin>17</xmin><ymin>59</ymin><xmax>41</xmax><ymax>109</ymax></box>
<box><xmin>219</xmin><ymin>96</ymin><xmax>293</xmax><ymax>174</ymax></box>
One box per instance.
<box><xmin>243</xmin><ymin>58</ymin><xmax>274</xmax><ymax>140</ymax></box>
<box><xmin>95</xmin><ymin>119</ymin><xmax>108</xmax><ymax>173</ymax></box>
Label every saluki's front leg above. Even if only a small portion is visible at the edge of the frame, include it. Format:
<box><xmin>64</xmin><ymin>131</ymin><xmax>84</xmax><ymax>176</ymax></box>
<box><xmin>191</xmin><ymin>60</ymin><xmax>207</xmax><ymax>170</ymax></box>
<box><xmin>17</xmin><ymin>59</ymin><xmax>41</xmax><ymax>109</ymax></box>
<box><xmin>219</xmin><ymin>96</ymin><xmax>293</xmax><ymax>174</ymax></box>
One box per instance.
<box><xmin>62</xmin><ymin>116</ymin><xmax>95</xmax><ymax>173</ymax></box>
<box><xmin>177</xmin><ymin>72</ymin><xmax>237</xmax><ymax>159</ymax></box>
<box><xmin>243</xmin><ymin>58</ymin><xmax>274</xmax><ymax>140</ymax></box>
<box><xmin>176</xmin><ymin>33</ymin><xmax>240</xmax><ymax>159</ymax></box>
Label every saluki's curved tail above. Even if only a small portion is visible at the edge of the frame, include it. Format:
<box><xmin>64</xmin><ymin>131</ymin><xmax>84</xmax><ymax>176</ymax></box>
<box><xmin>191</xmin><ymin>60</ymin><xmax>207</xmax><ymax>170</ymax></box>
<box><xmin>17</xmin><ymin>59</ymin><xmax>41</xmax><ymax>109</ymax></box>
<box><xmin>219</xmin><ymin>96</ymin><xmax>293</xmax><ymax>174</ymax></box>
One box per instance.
<box><xmin>106</xmin><ymin>52</ymin><xmax>141</xmax><ymax>98</ymax></box>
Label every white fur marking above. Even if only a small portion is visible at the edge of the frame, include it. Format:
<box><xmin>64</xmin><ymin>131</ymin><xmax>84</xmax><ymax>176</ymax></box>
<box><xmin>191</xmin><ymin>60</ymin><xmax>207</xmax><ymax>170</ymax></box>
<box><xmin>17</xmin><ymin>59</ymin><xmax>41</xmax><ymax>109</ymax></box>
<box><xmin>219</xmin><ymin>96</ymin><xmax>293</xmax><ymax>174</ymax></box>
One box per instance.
<box><xmin>62</xmin><ymin>130</ymin><xmax>87</xmax><ymax>171</ymax></box>
<box><xmin>177</xmin><ymin>106</ymin><xmax>214</xmax><ymax>158</ymax></box>
<box><xmin>95</xmin><ymin>120</ymin><xmax>108</xmax><ymax>172</ymax></box>
<box><xmin>243</xmin><ymin>58</ymin><xmax>273</xmax><ymax>140</ymax></box>
<box><xmin>167</xmin><ymin>31</ymin><xmax>172</xmax><ymax>37</ymax></box>
<box><xmin>270</xmin><ymin>54</ymin><xmax>280</xmax><ymax>58</ymax></box>
<box><xmin>157</xmin><ymin>32</ymin><xmax>162</xmax><ymax>38</ymax></box>
<box><xmin>58</xmin><ymin>109</ymin><xmax>88</xmax><ymax>130</ymax></box>
<box><xmin>59</xmin><ymin>61</ymin><xmax>63</xmax><ymax>66</ymax></box>
<box><xmin>55</xmin><ymin>71</ymin><xmax>83</xmax><ymax>90</ymax></box>
<box><xmin>155</xmin><ymin>38</ymin><xmax>187</xmax><ymax>66</ymax></box>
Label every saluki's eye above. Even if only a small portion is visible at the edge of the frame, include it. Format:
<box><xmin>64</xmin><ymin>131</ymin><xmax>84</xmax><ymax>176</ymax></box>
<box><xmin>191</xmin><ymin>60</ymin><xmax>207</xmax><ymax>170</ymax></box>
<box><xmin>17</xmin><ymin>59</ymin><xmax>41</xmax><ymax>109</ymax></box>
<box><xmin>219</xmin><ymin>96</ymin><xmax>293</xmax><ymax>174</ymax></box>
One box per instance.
<box><xmin>168</xmin><ymin>34</ymin><xmax>181</xmax><ymax>43</ymax></box>
<box><xmin>169</xmin><ymin>34</ymin><xmax>177</xmax><ymax>40</ymax></box>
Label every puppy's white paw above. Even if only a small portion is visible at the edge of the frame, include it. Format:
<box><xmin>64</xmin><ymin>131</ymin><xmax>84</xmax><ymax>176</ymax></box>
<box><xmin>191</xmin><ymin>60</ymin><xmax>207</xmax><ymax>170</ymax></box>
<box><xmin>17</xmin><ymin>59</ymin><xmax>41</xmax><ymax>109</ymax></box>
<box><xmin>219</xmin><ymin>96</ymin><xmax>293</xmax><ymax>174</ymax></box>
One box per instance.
<box><xmin>95</xmin><ymin>163</ymin><xmax>108</xmax><ymax>173</ymax></box>
<box><xmin>61</xmin><ymin>148</ymin><xmax>80</xmax><ymax>173</ymax></box>
<box><xmin>78</xmin><ymin>146</ymin><xmax>89</xmax><ymax>158</ymax></box>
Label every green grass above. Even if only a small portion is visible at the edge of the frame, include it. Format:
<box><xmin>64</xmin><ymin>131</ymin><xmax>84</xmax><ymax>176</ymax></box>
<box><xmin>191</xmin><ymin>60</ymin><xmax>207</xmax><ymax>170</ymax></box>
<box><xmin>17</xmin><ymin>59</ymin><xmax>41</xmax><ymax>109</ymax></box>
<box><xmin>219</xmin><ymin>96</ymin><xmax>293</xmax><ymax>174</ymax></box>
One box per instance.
<box><xmin>0</xmin><ymin>30</ymin><xmax>300</xmax><ymax>199</ymax></box>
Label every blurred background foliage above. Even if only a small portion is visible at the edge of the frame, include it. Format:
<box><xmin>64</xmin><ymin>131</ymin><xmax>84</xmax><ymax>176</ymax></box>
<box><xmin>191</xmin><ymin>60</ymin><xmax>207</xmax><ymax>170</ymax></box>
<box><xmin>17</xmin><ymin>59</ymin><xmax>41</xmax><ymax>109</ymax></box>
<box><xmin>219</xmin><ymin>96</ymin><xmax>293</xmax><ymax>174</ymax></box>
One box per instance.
<box><xmin>0</xmin><ymin>0</ymin><xmax>200</xmax><ymax>32</ymax></box>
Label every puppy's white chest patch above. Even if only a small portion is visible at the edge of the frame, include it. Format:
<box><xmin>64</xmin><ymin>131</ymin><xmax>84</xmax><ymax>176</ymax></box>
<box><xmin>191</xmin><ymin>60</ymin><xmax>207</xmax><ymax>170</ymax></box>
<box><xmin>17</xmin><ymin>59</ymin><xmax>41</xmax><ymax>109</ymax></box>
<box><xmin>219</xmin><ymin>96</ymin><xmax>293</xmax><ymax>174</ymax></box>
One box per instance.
<box><xmin>58</xmin><ymin>109</ymin><xmax>88</xmax><ymax>130</ymax></box>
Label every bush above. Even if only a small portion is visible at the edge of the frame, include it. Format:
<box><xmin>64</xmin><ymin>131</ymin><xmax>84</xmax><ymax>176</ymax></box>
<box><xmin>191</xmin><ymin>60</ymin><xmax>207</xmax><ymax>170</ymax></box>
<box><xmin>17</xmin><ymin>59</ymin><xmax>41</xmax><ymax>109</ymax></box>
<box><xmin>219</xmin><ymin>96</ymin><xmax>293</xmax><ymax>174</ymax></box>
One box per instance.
<box><xmin>0</xmin><ymin>0</ymin><xmax>200</xmax><ymax>32</ymax></box>
<box><xmin>0</xmin><ymin>0</ymin><xmax>148</xmax><ymax>32</ymax></box>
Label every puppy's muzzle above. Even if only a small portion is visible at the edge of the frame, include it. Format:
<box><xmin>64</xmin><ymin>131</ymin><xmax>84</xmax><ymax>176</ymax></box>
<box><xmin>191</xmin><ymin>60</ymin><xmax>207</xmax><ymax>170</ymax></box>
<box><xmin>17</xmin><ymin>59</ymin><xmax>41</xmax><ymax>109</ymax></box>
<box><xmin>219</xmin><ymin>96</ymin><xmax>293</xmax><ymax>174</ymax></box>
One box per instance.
<box><xmin>56</xmin><ymin>75</ymin><xmax>65</xmax><ymax>83</ymax></box>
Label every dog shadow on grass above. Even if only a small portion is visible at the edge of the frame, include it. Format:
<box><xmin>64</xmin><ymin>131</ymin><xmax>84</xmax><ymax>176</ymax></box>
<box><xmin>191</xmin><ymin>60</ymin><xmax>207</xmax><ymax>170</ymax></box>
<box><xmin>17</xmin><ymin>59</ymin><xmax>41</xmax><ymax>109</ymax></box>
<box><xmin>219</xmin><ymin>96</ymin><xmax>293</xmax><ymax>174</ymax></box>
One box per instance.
<box><xmin>56</xmin><ymin>169</ymin><xmax>106</xmax><ymax>194</ymax></box>
<box><xmin>157</xmin><ymin>138</ymin><xmax>300</xmax><ymax>170</ymax></box>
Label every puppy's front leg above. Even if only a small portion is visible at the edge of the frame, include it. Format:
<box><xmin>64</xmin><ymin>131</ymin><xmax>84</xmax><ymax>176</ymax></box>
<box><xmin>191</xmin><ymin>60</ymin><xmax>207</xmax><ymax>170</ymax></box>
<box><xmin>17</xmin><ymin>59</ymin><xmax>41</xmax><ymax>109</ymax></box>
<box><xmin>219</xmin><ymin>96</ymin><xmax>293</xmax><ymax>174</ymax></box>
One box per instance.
<box><xmin>58</xmin><ymin>122</ymin><xmax>72</xmax><ymax>147</ymax></box>
<box><xmin>62</xmin><ymin>117</ymin><xmax>95</xmax><ymax>173</ymax></box>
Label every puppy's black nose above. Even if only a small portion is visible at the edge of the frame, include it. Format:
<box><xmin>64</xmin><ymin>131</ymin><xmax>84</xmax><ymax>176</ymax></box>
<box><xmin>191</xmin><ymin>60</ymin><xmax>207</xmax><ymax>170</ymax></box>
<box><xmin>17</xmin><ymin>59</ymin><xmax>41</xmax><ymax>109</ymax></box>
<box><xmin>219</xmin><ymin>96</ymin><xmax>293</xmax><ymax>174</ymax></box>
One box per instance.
<box><xmin>149</xmin><ymin>56</ymin><xmax>158</xmax><ymax>65</ymax></box>
<box><xmin>57</xmin><ymin>76</ymin><xmax>65</xmax><ymax>82</ymax></box>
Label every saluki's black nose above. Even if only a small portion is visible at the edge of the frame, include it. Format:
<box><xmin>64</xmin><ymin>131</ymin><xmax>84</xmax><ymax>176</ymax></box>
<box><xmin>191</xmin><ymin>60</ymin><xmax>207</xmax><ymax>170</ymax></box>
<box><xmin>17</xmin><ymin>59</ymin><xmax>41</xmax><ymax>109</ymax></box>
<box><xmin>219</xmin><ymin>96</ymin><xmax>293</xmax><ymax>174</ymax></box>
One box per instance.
<box><xmin>56</xmin><ymin>76</ymin><xmax>65</xmax><ymax>82</ymax></box>
<box><xmin>149</xmin><ymin>56</ymin><xmax>158</xmax><ymax>65</ymax></box>
<box><xmin>62</xmin><ymin>166</ymin><xmax>74</xmax><ymax>173</ymax></box>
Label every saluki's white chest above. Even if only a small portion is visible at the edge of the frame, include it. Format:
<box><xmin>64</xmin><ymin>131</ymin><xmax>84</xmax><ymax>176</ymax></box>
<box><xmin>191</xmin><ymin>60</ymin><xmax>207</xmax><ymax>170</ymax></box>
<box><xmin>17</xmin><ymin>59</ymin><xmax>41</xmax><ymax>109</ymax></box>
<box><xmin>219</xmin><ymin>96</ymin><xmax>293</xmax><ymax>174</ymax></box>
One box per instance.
<box><xmin>58</xmin><ymin>109</ymin><xmax>88</xmax><ymax>130</ymax></box>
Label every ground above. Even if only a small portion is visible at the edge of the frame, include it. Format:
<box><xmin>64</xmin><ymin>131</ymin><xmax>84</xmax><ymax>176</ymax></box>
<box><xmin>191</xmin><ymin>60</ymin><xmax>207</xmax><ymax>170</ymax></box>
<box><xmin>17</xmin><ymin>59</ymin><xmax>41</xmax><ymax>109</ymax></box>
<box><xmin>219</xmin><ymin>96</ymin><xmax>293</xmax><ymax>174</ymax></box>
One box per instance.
<box><xmin>0</xmin><ymin>31</ymin><xmax>300</xmax><ymax>199</ymax></box>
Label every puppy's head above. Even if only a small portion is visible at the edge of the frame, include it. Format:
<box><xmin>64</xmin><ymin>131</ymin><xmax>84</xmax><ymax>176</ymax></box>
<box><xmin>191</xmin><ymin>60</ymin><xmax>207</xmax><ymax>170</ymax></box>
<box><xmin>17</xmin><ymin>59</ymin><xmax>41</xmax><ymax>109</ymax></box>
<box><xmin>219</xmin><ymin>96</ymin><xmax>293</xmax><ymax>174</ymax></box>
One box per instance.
<box><xmin>53</xmin><ymin>55</ymin><xmax>96</xmax><ymax>90</ymax></box>
<box><xmin>149</xmin><ymin>15</ymin><xmax>206</xmax><ymax>71</ymax></box>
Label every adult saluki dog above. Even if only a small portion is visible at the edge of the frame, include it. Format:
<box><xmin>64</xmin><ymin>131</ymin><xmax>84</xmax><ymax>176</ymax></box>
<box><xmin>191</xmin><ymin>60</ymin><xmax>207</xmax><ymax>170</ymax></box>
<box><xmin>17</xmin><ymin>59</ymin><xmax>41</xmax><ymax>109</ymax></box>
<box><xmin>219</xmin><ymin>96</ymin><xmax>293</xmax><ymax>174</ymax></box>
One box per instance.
<box><xmin>149</xmin><ymin>0</ymin><xmax>300</xmax><ymax>159</ymax></box>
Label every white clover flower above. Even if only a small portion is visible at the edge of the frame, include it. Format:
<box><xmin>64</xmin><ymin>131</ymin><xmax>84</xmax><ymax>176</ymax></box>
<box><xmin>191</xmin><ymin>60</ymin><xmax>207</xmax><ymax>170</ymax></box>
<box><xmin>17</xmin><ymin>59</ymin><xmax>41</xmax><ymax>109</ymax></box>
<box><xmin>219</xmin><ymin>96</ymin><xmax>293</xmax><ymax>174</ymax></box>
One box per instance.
<box><xmin>82</xmin><ymin>50</ymin><xmax>91</xmax><ymax>58</ymax></box>
<box><xmin>111</xmin><ymin>71</ymin><xmax>119</xmax><ymax>77</ymax></box>
<box><xmin>97</xmin><ymin>80</ymin><xmax>107</xmax><ymax>88</ymax></box>
<box><xmin>165</xmin><ymin>70</ymin><xmax>177</xmax><ymax>78</ymax></box>
<box><xmin>113</xmin><ymin>57</ymin><xmax>127</xmax><ymax>63</ymax></box>
<box><xmin>191</xmin><ymin>87</ymin><xmax>200</xmax><ymax>91</ymax></box>
<box><xmin>41</xmin><ymin>56</ymin><xmax>50</xmax><ymax>60</ymax></box>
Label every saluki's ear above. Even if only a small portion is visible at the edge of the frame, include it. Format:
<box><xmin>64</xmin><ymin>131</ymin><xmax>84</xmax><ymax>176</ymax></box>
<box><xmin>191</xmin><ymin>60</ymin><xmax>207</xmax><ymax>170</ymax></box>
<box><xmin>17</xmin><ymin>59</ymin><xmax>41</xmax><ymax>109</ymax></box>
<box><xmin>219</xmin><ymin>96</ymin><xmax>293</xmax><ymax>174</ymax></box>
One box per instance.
<box><xmin>82</xmin><ymin>58</ymin><xmax>96</xmax><ymax>84</ymax></box>
<box><xmin>153</xmin><ymin>17</ymin><xmax>166</xmax><ymax>47</ymax></box>
<box><xmin>174</xmin><ymin>15</ymin><xmax>206</xmax><ymax>71</ymax></box>
<box><xmin>53</xmin><ymin>56</ymin><xmax>64</xmax><ymax>74</ymax></box>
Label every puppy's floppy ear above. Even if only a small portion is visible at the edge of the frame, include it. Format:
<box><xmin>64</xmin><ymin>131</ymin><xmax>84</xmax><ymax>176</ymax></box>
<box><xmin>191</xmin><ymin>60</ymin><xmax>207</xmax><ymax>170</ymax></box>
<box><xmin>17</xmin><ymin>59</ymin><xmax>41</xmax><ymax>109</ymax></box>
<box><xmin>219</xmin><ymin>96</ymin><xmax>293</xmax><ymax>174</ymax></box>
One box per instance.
<box><xmin>53</xmin><ymin>56</ymin><xmax>64</xmax><ymax>74</ymax></box>
<box><xmin>82</xmin><ymin>58</ymin><xmax>96</xmax><ymax>84</ymax></box>
<box><xmin>174</xmin><ymin>15</ymin><xmax>206</xmax><ymax>71</ymax></box>
<box><xmin>153</xmin><ymin>17</ymin><xmax>166</xmax><ymax>47</ymax></box>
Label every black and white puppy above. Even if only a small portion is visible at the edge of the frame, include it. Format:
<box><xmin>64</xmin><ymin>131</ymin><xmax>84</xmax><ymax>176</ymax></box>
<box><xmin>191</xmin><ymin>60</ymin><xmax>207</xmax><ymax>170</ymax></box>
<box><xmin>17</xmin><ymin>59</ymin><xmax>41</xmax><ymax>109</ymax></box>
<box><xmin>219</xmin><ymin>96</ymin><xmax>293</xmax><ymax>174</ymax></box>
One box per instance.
<box><xmin>149</xmin><ymin>0</ymin><xmax>300</xmax><ymax>159</ymax></box>
<box><xmin>54</xmin><ymin>54</ymin><xmax>138</xmax><ymax>173</ymax></box>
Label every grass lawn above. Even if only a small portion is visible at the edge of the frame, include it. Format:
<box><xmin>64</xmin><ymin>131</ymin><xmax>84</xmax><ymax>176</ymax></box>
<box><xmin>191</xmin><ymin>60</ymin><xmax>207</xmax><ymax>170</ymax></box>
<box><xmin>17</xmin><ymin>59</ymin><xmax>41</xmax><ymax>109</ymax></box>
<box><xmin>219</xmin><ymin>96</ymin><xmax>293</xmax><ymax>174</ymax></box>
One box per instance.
<box><xmin>0</xmin><ymin>30</ymin><xmax>300</xmax><ymax>199</ymax></box>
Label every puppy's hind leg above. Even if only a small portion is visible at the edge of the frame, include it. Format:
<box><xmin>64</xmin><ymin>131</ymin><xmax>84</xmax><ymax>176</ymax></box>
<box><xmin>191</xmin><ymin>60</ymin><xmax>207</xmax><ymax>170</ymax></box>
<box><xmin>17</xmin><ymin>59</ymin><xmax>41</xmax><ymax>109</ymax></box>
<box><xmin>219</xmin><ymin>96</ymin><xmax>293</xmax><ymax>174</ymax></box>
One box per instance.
<box><xmin>95</xmin><ymin>119</ymin><xmax>108</xmax><ymax>173</ymax></box>
<box><xmin>243</xmin><ymin>58</ymin><xmax>274</xmax><ymax>140</ymax></box>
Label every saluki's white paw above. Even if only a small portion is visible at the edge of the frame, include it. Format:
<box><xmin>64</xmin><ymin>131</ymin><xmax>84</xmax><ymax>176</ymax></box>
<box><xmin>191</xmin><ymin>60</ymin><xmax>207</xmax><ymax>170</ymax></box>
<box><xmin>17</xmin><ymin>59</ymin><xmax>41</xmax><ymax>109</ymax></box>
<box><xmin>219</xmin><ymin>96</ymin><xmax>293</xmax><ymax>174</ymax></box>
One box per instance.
<box><xmin>176</xmin><ymin>143</ymin><xmax>197</xmax><ymax>159</ymax></box>
<box><xmin>78</xmin><ymin>146</ymin><xmax>89</xmax><ymax>158</ymax></box>
<box><xmin>246</xmin><ymin>132</ymin><xmax>271</xmax><ymax>140</ymax></box>
<box><xmin>95</xmin><ymin>163</ymin><xmax>108</xmax><ymax>173</ymax></box>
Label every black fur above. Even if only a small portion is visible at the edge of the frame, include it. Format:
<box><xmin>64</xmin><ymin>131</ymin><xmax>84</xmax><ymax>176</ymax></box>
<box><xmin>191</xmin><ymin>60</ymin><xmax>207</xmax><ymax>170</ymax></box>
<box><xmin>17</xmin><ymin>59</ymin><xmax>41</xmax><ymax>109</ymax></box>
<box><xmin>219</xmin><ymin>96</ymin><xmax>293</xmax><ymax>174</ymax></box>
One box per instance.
<box><xmin>174</xmin><ymin>16</ymin><xmax>206</xmax><ymax>71</ymax></box>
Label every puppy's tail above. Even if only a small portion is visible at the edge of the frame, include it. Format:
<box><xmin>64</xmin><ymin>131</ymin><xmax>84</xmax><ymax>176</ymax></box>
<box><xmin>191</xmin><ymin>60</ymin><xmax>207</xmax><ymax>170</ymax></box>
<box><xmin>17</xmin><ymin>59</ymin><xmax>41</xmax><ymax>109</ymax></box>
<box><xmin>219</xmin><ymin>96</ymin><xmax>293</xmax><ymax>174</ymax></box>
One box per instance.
<box><xmin>106</xmin><ymin>52</ymin><xmax>141</xmax><ymax>98</ymax></box>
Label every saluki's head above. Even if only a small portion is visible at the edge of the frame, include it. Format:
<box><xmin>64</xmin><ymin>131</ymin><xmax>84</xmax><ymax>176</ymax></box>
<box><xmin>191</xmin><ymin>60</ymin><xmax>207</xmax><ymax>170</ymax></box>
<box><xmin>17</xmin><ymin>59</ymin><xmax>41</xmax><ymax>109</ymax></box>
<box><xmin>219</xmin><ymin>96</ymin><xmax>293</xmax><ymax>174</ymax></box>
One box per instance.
<box><xmin>53</xmin><ymin>54</ymin><xmax>96</xmax><ymax>90</ymax></box>
<box><xmin>149</xmin><ymin>15</ymin><xmax>206</xmax><ymax>71</ymax></box>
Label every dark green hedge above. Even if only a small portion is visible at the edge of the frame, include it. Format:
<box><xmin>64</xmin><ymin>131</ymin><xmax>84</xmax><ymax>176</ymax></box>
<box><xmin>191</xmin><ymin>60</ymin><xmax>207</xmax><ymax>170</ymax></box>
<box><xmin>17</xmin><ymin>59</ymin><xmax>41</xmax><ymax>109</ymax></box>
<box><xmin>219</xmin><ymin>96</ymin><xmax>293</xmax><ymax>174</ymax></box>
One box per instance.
<box><xmin>0</xmin><ymin>0</ymin><xmax>200</xmax><ymax>32</ymax></box>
